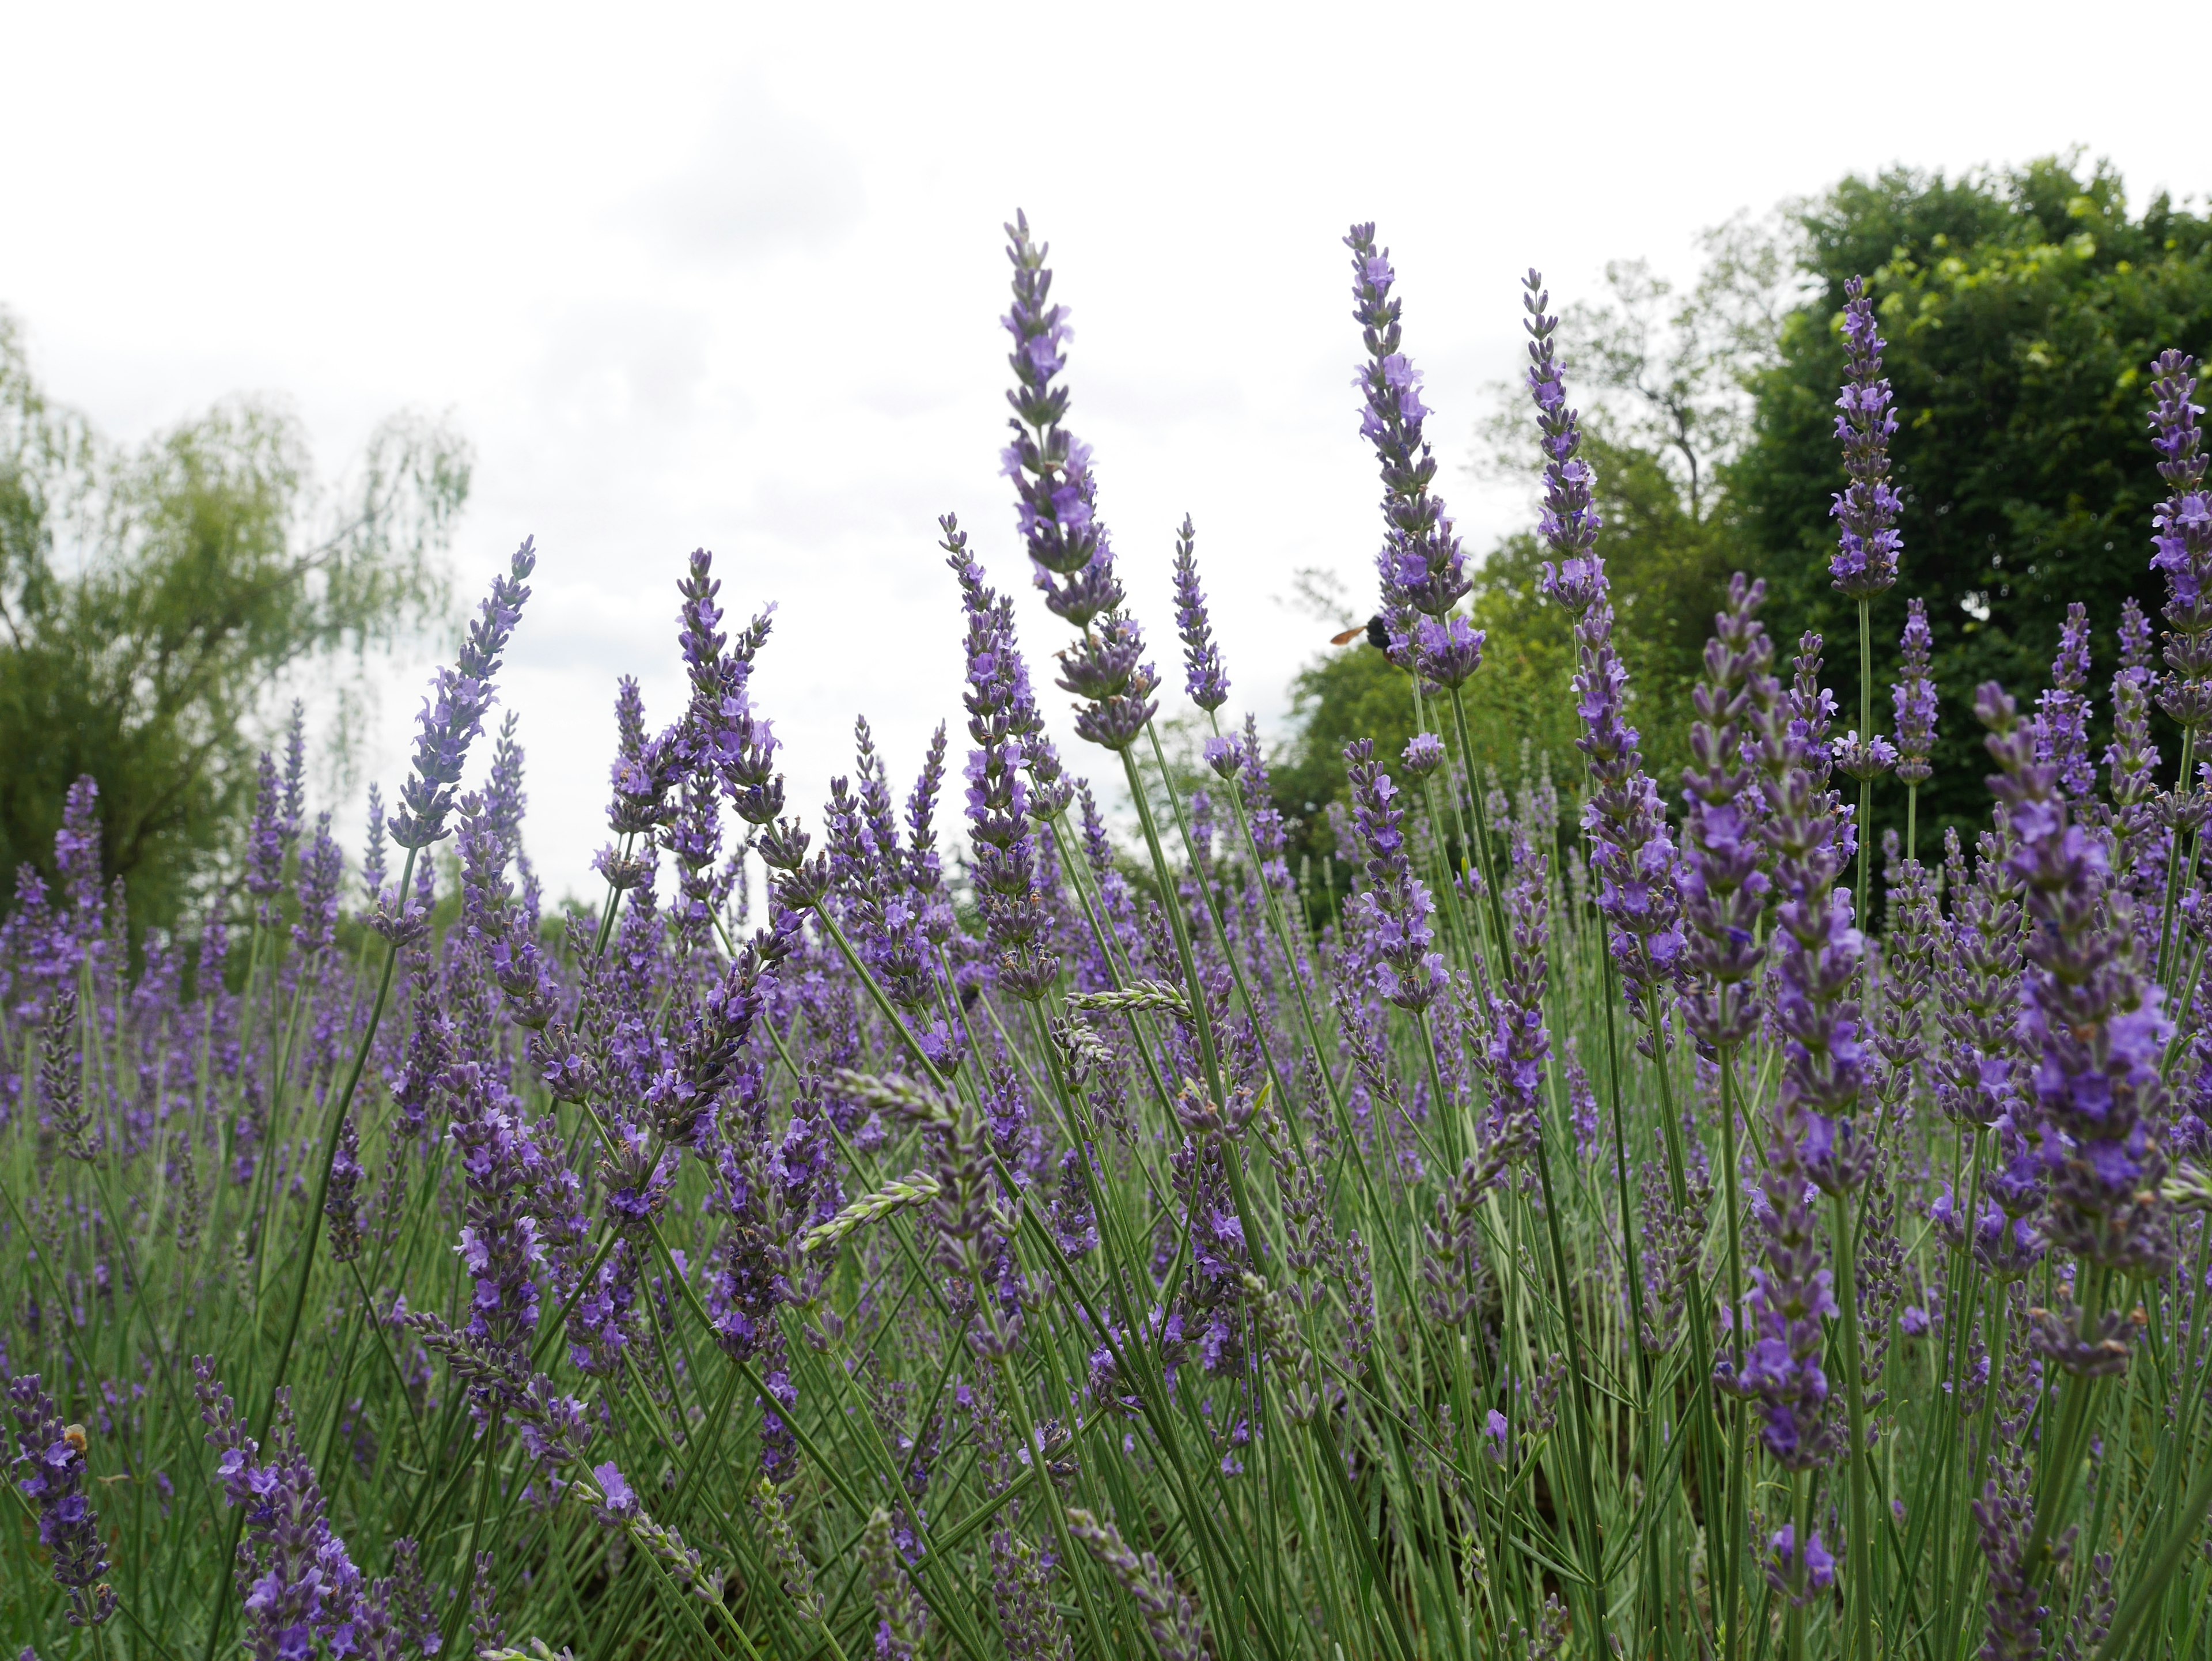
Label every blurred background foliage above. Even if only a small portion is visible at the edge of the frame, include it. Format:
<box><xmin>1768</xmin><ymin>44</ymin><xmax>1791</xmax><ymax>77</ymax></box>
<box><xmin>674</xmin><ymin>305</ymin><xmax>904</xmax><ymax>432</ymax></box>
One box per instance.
<box><xmin>0</xmin><ymin>311</ymin><xmax>470</xmax><ymax>930</ymax></box>
<box><xmin>1270</xmin><ymin>152</ymin><xmax>2212</xmax><ymax>888</ymax></box>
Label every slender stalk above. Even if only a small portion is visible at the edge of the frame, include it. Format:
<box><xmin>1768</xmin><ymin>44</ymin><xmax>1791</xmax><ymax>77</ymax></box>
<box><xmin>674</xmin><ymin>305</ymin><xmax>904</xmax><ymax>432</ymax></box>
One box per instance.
<box><xmin>1855</xmin><ymin>595</ymin><xmax>1873</xmax><ymax>924</ymax></box>
<box><xmin>1830</xmin><ymin>1189</ymin><xmax>1873</xmax><ymax>1660</ymax></box>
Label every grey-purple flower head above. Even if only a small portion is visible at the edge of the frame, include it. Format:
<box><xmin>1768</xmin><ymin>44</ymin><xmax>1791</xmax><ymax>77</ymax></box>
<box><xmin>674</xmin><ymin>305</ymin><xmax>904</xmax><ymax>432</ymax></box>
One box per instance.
<box><xmin>392</xmin><ymin>538</ymin><xmax>537</xmax><ymax>849</ymax></box>
<box><xmin>1523</xmin><ymin>271</ymin><xmax>1602</xmax><ymax>576</ymax></box>
<box><xmin>1828</xmin><ymin>276</ymin><xmax>1902</xmax><ymax>600</ymax></box>
<box><xmin>1344</xmin><ymin>225</ymin><xmax>1470</xmax><ymax>631</ymax></box>
<box><xmin>1001</xmin><ymin>212</ymin><xmax>1123</xmax><ymax>631</ymax></box>
<box><xmin>1171</xmin><ymin>516</ymin><xmax>1229</xmax><ymax>711</ymax></box>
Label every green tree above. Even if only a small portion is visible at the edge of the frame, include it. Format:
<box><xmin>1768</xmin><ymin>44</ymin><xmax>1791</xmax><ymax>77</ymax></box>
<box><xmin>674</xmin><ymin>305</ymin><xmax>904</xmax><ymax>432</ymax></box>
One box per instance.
<box><xmin>0</xmin><ymin>309</ymin><xmax>469</xmax><ymax>928</ymax></box>
<box><xmin>1734</xmin><ymin>154</ymin><xmax>2212</xmax><ymax>837</ymax></box>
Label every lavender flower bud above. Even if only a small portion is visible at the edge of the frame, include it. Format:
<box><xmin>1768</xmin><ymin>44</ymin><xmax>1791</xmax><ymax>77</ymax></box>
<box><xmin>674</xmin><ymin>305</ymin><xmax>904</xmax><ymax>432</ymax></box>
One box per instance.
<box><xmin>1400</xmin><ymin>732</ymin><xmax>1446</xmax><ymax>781</ymax></box>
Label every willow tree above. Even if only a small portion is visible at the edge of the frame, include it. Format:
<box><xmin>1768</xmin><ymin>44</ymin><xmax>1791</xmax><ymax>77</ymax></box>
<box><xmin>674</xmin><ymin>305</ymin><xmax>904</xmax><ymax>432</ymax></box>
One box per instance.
<box><xmin>0</xmin><ymin>311</ymin><xmax>469</xmax><ymax>928</ymax></box>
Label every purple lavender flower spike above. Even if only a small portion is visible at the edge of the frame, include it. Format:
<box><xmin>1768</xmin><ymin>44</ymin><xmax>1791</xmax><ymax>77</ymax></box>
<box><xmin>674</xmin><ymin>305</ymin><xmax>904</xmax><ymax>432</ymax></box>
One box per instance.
<box><xmin>53</xmin><ymin>775</ymin><xmax>103</xmax><ymax>940</ymax></box>
<box><xmin>7</xmin><ymin>1375</ymin><xmax>116</xmax><ymax>1628</ymax></box>
<box><xmin>1712</xmin><ymin>1088</ymin><xmax>1840</xmax><ymax>1474</ymax></box>
<box><xmin>2148</xmin><ymin>351</ymin><xmax>2212</xmax><ymax>731</ymax></box>
<box><xmin>1528</xmin><ymin>271</ymin><xmax>1683</xmax><ymax>1047</ymax></box>
<box><xmin>2035</xmin><ymin>601</ymin><xmax>2096</xmax><ymax>799</ymax></box>
<box><xmin>1972</xmin><ymin>1292</ymin><xmax>2054</xmax><ymax>1656</ymax></box>
<box><xmin>360</xmin><ymin>784</ymin><xmax>389</xmax><ymax>915</ymax></box>
<box><xmin>991</xmin><ymin>220</ymin><xmax>1160</xmax><ymax>747</ymax></box>
<box><xmin>195</xmin><ymin>1363</ymin><xmax>366</xmax><ymax>1660</ymax></box>
<box><xmin>1001</xmin><ymin>211</ymin><xmax>1123</xmax><ymax>630</ymax></box>
<box><xmin>1679</xmin><ymin>573</ymin><xmax>1777</xmax><ymax>1058</ymax></box>
<box><xmin>1829</xmin><ymin>276</ymin><xmax>1901</xmax><ymax>600</ymax></box>
<box><xmin>1468</xmin><ymin>808</ymin><xmax>1552</xmax><ymax>1181</ymax></box>
<box><xmin>245</xmin><ymin>751</ymin><xmax>285</xmax><ymax>920</ymax></box>
<box><xmin>1978</xmin><ymin>682</ymin><xmax>2175</xmax><ymax>1316</ymax></box>
<box><xmin>1760</xmin><ymin>632</ymin><xmax>1873</xmax><ymax>1195</ymax></box>
<box><xmin>945</xmin><ymin>520</ymin><xmax>1060</xmax><ymax>1002</ymax></box>
<box><xmin>278</xmin><ymin>700</ymin><xmax>306</xmax><ymax>845</ymax></box>
<box><xmin>1171</xmin><ymin>515</ymin><xmax>1229</xmax><ymax>711</ymax></box>
<box><xmin>1343</xmin><ymin>740</ymin><xmax>1443</xmax><ymax>1013</ymax></box>
<box><xmin>1344</xmin><ymin>225</ymin><xmax>1472</xmax><ymax>661</ymax></box>
<box><xmin>291</xmin><ymin>813</ymin><xmax>342</xmax><ymax>959</ymax></box>
<box><xmin>391</xmin><ymin>538</ymin><xmax>537</xmax><ymax>850</ymax></box>
<box><xmin>1891</xmin><ymin>597</ymin><xmax>1937</xmax><ymax>786</ymax></box>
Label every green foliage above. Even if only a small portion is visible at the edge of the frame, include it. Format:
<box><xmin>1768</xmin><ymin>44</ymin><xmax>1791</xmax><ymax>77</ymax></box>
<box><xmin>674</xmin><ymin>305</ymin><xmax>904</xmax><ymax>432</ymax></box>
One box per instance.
<box><xmin>1278</xmin><ymin>157</ymin><xmax>2212</xmax><ymax>865</ymax></box>
<box><xmin>0</xmin><ymin>311</ymin><xmax>469</xmax><ymax>929</ymax></box>
<box><xmin>1735</xmin><ymin>154</ymin><xmax>2212</xmax><ymax>834</ymax></box>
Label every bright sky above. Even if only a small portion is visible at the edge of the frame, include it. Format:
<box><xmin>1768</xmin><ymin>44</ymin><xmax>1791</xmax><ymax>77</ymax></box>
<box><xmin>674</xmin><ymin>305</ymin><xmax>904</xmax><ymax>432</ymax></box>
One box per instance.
<box><xmin>1</xmin><ymin>1</ymin><xmax>2190</xmax><ymax>902</ymax></box>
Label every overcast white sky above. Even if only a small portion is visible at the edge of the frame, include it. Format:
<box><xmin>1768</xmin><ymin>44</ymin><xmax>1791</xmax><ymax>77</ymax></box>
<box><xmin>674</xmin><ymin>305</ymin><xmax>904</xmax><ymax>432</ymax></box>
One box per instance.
<box><xmin>1</xmin><ymin>1</ymin><xmax>2192</xmax><ymax>901</ymax></box>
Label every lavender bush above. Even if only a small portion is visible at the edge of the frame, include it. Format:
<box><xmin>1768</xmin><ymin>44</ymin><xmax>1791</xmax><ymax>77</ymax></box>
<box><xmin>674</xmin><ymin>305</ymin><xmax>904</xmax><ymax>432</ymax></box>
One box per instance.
<box><xmin>5</xmin><ymin>215</ymin><xmax>2212</xmax><ymax>1661</ymax></box>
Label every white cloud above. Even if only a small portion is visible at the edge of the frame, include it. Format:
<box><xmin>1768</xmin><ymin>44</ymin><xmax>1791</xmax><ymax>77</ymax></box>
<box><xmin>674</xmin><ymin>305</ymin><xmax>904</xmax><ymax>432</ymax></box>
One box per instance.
<box><xmin>0</xmin><ymin>0</ymin><xmax>2188</xmax><ymax>902</ymax></box>
<box><xmin>623</xmin><ymin>85</ymin><xmax>866</xmax><ymax>263</ymax></box>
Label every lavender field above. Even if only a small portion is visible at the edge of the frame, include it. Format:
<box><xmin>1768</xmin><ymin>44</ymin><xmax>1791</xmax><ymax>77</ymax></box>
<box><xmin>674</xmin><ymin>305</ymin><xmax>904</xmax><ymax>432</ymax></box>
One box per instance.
<box><xmin>7</xmin><ymin>212</ymin><xmax>2212</xmax><ymax>1661</ymax></box>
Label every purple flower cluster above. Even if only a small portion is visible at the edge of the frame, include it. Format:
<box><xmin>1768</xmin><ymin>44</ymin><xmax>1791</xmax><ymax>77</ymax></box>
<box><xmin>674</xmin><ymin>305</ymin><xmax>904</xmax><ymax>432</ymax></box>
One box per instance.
<box><xmin>947</xmin><ymin>523</ymin><xmax>1062</xmax><ymax>1004</ymax></box>
<box><xmin>1762</xmin><ymin>633</ymin><xmax>1872</xmax><ymax>1194</ymax></box>
<box><xmin>1000</xmin><ymin>211</ymin><xmax>1122</xmax><ymax>631</ymax></box>
<box><xmin>1979</xmin><ymin>684</ymin><xmax>2174</xmax><ymax>1295</ymax></box>
<box><xmin>1342</xmin><ymin>740</ymin><xmax>1442</xmax><ymax>1013</ymax></box>
<box><xmin>1891</xmin><ymin>597</ymin><xmax>1938</xmax><ymax>786</ymax></box>
<box><xmin>196</xmin><ymin>1364</ymin><xmax>376</xmax><ymax>1660</ymax></box>
<box><xmin>1344</xmin><ymin>224</ymin><xmax>1483</xmax><ymax>686</ymax></box>
<box><xmin>1713</xmin><ymin>1093</ymin><xmax>1840</xmax><ymax>1473</ymax></box>
<box><xmin>8</xmin><ymin>1374</ymin><xmax>116</xmax><ymax>1628</ymax></box>
<box><xmin>1171</xmin><ymin>516</ymin><xmax>1230</xmax><ymax>712</ymax></box>
<box><xmin>1829</xmin><ymin>275</ymin><xmax>1901</xmax><ymax>599</ymax></box>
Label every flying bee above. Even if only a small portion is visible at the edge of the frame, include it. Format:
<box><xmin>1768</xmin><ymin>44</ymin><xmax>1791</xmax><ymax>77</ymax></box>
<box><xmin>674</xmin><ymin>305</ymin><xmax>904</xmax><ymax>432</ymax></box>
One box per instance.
<box><xmin>1330</xmin><ymin>614</ymin><xmax>1391</xmax><ymax>650</ymax></box>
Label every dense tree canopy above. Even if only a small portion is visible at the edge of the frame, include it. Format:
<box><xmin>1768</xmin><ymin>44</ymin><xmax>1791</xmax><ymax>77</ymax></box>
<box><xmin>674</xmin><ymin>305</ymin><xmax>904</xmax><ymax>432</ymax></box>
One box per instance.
<box><xmin>0</xmin><ymin>311</ymin><xmax>469</xmax><ymax>928</ymax></box>
<box><xmin>1737</xmin><ymin>154</ymin><xmax>2212</xmax><ymax>833</ymax></box>
<box><xmin>1272</xmin><ymin>154</ymin><xmax>2212</xmax><ymax>873</ymax></box>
